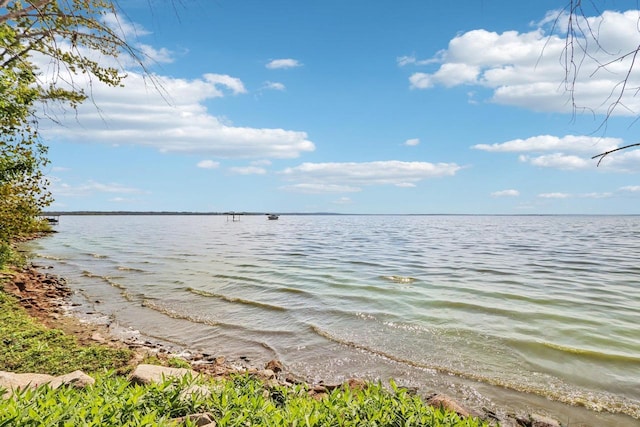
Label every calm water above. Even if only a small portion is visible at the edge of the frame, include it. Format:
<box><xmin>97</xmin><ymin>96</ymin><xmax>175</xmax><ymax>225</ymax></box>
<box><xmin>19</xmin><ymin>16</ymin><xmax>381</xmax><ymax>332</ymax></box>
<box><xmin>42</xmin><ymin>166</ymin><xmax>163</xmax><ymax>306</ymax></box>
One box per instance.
<box><xmin>27</xmin><ymin>215</ymin><xmax>640</xmax><ymax>425</ymax></box>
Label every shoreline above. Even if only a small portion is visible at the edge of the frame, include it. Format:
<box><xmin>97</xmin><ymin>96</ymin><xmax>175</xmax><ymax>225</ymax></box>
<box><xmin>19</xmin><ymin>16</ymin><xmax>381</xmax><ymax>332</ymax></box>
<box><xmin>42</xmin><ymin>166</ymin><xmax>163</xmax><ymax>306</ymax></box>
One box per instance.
<box><xmin>0</xmin><ymin>263</ymin><xmax>521</xmax><ymax>425</ymax></box>
<box><xmin>4</xmin><ymin>261</ymin><xmax>636</xmax><ymax>427</ymax></box>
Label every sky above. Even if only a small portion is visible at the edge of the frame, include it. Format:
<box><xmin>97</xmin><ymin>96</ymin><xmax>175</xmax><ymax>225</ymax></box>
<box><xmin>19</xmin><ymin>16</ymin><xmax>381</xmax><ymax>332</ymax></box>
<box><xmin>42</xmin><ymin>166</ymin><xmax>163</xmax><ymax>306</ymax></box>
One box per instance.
<box><xmin>37</xmin><ymin>0</ymin><xmax>640</xmax><ymax>214</ymax></box>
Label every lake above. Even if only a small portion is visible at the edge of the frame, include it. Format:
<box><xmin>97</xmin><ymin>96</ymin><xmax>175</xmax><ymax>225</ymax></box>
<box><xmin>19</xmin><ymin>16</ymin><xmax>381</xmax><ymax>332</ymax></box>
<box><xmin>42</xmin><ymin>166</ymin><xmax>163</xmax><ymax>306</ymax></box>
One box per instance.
<box><xmin>27</xmin><ymin>215</ymin><xmax>640</xmax><ymax>426</ymax></box>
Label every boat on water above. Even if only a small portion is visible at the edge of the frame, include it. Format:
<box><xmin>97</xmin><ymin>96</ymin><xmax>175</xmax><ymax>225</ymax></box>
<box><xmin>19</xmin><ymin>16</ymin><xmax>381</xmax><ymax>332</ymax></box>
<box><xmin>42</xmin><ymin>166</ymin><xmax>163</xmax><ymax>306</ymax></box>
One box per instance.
<box><xmin>267</xmin><ymin>214</ymin><xmax>279</xmax><ymax>220</ymax></box>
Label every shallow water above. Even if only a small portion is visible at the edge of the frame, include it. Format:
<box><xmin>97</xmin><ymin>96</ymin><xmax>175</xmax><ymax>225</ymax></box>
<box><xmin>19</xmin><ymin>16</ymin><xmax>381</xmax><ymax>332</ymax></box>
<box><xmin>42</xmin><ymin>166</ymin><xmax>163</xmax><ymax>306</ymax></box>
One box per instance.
<box><xmin>28</xmin><ymin>215</ymin><xmax>640</xmax><ymax>425</ymax></box>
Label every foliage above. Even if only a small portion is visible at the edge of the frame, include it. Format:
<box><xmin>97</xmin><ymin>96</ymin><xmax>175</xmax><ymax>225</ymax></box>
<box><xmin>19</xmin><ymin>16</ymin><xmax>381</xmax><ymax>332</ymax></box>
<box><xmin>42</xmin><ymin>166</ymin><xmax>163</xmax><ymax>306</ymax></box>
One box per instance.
<box><xmin>0</xmin><ymin>38</ymin><xmax>52</xmax><ymax>262</ymax></box>
<box><xmin>0</xmin><ymin>0</ymin><xmax>143</xmax><ymax>266</ymax></box>
<box><xmin>0</xmin><ymin>373</ymin><xmax>490</xmax><ymax>427</ymax></box>
<box><xmin>0</xmin><ymin>290</ymin><xmax>132</xmax><ymax>375</ymax></box>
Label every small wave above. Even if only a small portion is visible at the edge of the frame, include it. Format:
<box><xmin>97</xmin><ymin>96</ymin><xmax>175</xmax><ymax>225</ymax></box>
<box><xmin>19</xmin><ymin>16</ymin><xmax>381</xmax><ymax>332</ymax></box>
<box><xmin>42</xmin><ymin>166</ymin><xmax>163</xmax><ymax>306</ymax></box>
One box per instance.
<box><xmin>284</xmin><ymin>252</ymin><xmax>308</xmax><ymax>257</ymax></box>
<box><xmin>142</xmin><ymin>299</ymin><xmax>222</xmax><ymax>327</ymax></box>
<box><xmin>212</xmin><ymin>274</ymin><xmax>263</xmax><ymax>284</ymax></box>
<box><xmin>36</xmin><ymin>254</ymin><xmax>65</xmax><ymax>261</ymax></box>
<box><xmin>540</xmin><ymin>341</ymin><xmax>640</xmax><ymax>364</ymax></box>
<box><xmin>185</xmin><ymin>287</ymin><xmax>287</xmax><ymax>312</ymax></box>
<box><xmin>308</xmin><ymin>324</ymin><xmax>640</xmax><ymax>419</ymax></box>
<box><xmin>275</xmin><ymin>286</ymin><xmax>314</xmax><ymax>297</ymax></box>
<box><xmin>117</xmin><ymin>266</ymin><xmax>147</xmax><ymax>273</ymax></box>
<box><xmin>81</xmin><ymin>271</ymin><xmax>127</xmax><ymax>290</ymax></box>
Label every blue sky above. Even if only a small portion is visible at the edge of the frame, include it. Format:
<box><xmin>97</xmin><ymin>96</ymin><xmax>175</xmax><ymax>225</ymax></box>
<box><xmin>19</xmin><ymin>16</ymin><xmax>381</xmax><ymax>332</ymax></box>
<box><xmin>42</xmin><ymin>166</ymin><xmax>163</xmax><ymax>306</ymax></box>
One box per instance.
<box><xmin>39</xmin><ymin>0</ymin><xmax>640</xmax><ymax>213</ymax></box>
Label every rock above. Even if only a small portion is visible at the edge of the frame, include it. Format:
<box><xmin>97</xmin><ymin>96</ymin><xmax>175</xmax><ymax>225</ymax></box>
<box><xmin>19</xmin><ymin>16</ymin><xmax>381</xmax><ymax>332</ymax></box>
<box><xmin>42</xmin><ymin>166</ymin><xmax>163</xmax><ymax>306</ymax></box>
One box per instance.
<box><xmin>516</xmin><ymin>413</ymin><xmax>562</xmax><ymax>427</ymax></box>
<box><xmin>343</xmin><ymin>378</ymin><xmax>367</xmax><ymax>391</ymax></box>
<box><xmin>50</xmin><ymin>370</ymin><xmax>95</xmax><ymax>389</ymax></box>
<box><xmin>264</xmin><ymin>359</ymin><xmax>283</xmax><ymax>373</ymax></box>
<box><xmin>128</xmin><ymin>364</ymin><xmax>198</xmax><ymax>385</ymax></box>
<box><xmin>0</xmin><ymin>371</ymin><xmax>55</xmax><ymax>396</ymax></box>
<box><xmin>170</xmin><ymin>412</ymin><xmax>216</xmax><ymax>426</ymax></box>
<box><xmin>91</xmin><ymin>332</ymin><xmax>107</xmax><ymax>343</ymax></box>
<box><xmin>0</xmin><ymin>370</ymin><xmax>94</xmax><ymax>397</ymax></box>
<box><xmin>251</xmin><ymin>369</ymin><xmax>275</xmax><ymax>380</ymax></box>
<box><xmin>425</xmin><ymin>393</ymin><xmax>476</xmax><ymax>419</ymax></box>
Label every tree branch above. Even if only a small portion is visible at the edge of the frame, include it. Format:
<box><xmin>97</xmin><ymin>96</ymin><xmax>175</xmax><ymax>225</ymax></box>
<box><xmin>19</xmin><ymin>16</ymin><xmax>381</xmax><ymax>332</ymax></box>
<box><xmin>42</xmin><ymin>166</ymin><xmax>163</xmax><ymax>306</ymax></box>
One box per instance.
<box><xmin>592</xmin><ymin>143</ymin><xmax>640</xmax><ymax>166</ymax></box>
<box><xmin>0</xmin><ymin>0</ymin><xmax>53</xmax><ymax>25</ymax></box>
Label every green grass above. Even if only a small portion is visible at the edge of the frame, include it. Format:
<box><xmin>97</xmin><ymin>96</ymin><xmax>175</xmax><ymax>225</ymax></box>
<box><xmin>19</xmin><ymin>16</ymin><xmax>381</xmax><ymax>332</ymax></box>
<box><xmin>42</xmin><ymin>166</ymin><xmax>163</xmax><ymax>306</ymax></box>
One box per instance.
<box><xmin>0</xmin><ymin>290</ymin><xmax>132</xmax><ymax>375</ymax></box>
<box><xmin>0</xmin><ymin>374</ymin><xmax>490</xmax><ymax>427</ymax></box>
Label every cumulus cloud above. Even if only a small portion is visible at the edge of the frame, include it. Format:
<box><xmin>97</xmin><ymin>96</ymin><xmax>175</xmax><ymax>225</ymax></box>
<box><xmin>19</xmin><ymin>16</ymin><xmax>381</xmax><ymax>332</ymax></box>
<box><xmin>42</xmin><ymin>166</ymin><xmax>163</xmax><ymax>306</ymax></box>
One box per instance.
<box><xmin>280</xmin><ymin>161</ymin><xmax>462</xmax><ymax>188</ymax></box>
<box><xmin>397</xmin><ymin>55</ymin><xmax>438</xmax><ymax>67</ymax></box>
<box><xmin>519</xmin><ymin>153</ymin><xmax>592</xmax><ymax>170</ymax></box>
<box><xmin>333</xmin><ymin>197</ymin><xmax>353</xmax><ymax>205</ymax></box>
<box><xmin>39</xmin><ymin>71</ymin><xmax>315</xmax><ymax>159</ymax></box>
<box><xmin>229</xmin><ymin>166</ymin><xmax>267</xmax><ymax>175</ymax></box>
<box><xmin>538</xmin><ymin>191</ymin><xmax>612</xmax><ymax>199</ymax></box>
<box><xmin>279</xmin><ymin>183</ymin><xmax>362</xmax><ymax>194</ymax></box>
<box><xmin>491</xmin><ymin>189</ymin><xmax>520</xmax><ymax>197</ymax></box>
<box><xmin>197</xmin><ymin>160</ymin><xmax>220</xmax><ymax>169</ymax></box>
<box><xmin>263</xmin><ymin>81</ymin><xmax>286</xmax><ymax>91</ymax></box>
<box><xmin>592</xmin><ymin>148</ymin><xmax>640</xmax><ymax>172</ymax></box>
<box><xmin>204</xmin><ymin>73</ymin><xmax>247</xmax><ymax>95</ymax></box>
<box><xmin>266</xmin><ymin>59</ymin><xmax>302</xmax><ymax>69</ymax></box>
<box><xmin>473</xmin><ymin>135</ymin><xmax>620</xmax><ymax>153</ymax></box>
<box><xmin>404</xmin><ymin>138</ymin><xmax>420</xmax><ymax>146</ymax></box>
<box><xmin>408</xmin><ymin>10</ymin><xmax>640</xmax><ymax>115</ymax></box>
<box><xmin>473</xmin><ymin>134</ymin><xmax>640</xmax><ymax>172</ymax></box>
<box><xmin>620</xmin><ymin>185</ymin><xmax>640</xmax><ymax>192</ymax></box>
<box><xmin>51</xmin><ymin>180</ymin><xmax>144</xmax><ymax>198</ymax></box>
<box><xmin>538</xmin><ymin>192</ymin><xmax>571</xmax><ymax>199</ymax></box>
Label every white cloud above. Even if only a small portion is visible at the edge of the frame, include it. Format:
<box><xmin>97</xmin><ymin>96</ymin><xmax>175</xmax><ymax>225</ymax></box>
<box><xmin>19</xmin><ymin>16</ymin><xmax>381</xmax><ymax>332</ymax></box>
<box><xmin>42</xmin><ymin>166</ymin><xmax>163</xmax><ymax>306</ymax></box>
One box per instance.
<box><xmin>280</xmin><ymin>161</ymin><xmax>462</xmax><ymax>187</ymax></box>
<box><xmin>203</xmin><ymin>74</ymin><xmax>247</xmax><ymax>95</ymax></box>
<box><xmin>197</xmin><ymin>160</ymin><xmax>220</xmax><ymax>169</ymax></box>
<box><xmin>537</xmin><ymin>191</ymin><xmax>612</xmax><ymax>199</ymax></box>
<box><xmin>102</xmin><ymin>12</ymin><xmax>150</xmax><ymax>39</ymax></box>
<box><xmin>592</xmin><ymin>148</ymin><xmax>640</xmax><ymax>172</ymax></box>
<box><xmin>409</xmin><ymin>10</ymin><xmax>640</xmax><ymax>115</ymax></box>
<box><xmin>409</xmin><ymin>72</ymin><xmax>433</xmax><ymax>89</ymax></box>
<box><xmin>395</xmin><ymin>183</ymin><xmax>416</xmax><ymax>188</ymax></box>
<box><xmin>404</xmin><ymin>138</ymin><xmax>420</xmax><ymax>146</ymax></box>
<box><xmin>491</xmin><ymin>189</ymin><xmax>520</xmax><ymax>197</ymax></box>
<box><xmin>229</xmin><ymin>166</ymin><xmax>267</xmax><ymax>175</ymax></box>
<box><xmin>263</xmin><ymin>81</ymin><xmax>286</xmax><ymax>91</ymax></box>
<box><xmin>266</xmin><ymin>59</ymin><xmax>302</xmax><ymax>69</ymax></box>
<box><xmin>473</xmin><ymin>135</ymin><xmax>620</xmax><ymax>153</ymax></box>
<box><xmin>538</xmin><ymin>192</ymin><xmax>571</xmax><ymax>199</ymax></box>
<box><xmin>397</xmin><ymin>55</ymin><xmax>439</xmax><ymax>67</ymax></box>
<box><xmin>333</xmin><ymin>197</ymin><xmax>353</xmax><ymax>205</ymax></box>
<box><xmin>581</xmin><ymin>192</ymin><xmax>612</xmax><ymax>199</ymax></box>
<box><xmin>474</xmin><ymin>134</ymin><xmax>640</xmax><ymax>172</ymax></box>
<box><xmin>520</xmin><ymin>153</ymin><xmax>591</xmax><ymax>170</ymax></box>
<box><xmin>51</xmin><ymin>180</ymin><xmax>144</xmax><ymax>197</ymax></box>
<box><xmin>279</xmin><ymin>183</ymin><xmax>362</xmax><ymax>194</ymax></box>
<box><xmin>251</xmin><ymin>159</ymin><xmax>272</xmax><ymax>166</ymax></box>
<box><xmin>39</xmin><ymin>71</ymin><xmax>315</xmax><ymax>159</ymax></box>
<box><xmin>620</xmin><ymin>185</ymin><xmax>640</xmax><ymax>192</ymax></box>
<box><xmin>138</xmin><ymin>44</ymin><xmax>174</xmax><ymax>64</ymax></box>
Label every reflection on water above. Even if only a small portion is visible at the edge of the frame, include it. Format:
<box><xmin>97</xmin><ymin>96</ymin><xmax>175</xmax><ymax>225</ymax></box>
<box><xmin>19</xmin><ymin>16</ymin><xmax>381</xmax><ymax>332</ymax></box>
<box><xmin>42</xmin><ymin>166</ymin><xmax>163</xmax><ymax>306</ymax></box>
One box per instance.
<box><xmin>29</xmin><ymin>215</ymin><xmax>640</xmax><ymax>425</ymax></box>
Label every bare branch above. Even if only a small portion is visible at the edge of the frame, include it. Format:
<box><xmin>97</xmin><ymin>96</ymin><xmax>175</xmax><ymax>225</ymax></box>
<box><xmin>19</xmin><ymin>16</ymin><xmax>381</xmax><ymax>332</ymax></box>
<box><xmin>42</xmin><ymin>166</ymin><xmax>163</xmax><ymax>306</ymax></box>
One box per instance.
<box><xmin>592</xmin><ymin>143</ymin><xmax>640</xmax><ymax>166</ymax></box>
